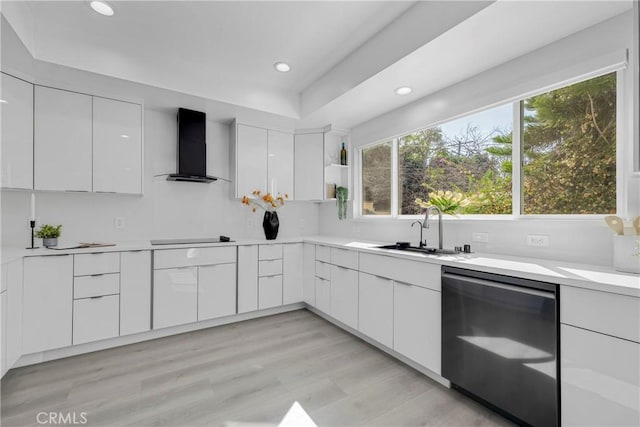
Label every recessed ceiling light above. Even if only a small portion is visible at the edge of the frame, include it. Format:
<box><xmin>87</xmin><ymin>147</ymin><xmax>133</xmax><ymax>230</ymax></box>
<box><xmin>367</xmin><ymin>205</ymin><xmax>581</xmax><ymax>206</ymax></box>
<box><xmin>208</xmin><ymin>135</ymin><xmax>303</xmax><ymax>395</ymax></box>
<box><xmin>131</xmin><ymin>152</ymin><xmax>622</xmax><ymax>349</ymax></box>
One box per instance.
<box><xmin>274</xmin><ymin>62</ymin><xmax>291</xmax><ymax>73</ymax></box>
<box><xmin>395</xmin><ymin>87</ymin><xmax>412</xmax><ymax>96</ymax></box>
<box><xmin>90</xmin><ymin>1</ymin><xmax>114</xmax><ymax>16</ymax></box>
<box><xmin>0</xmin><ymin>99</ymin><xmax>7</xmax><ymax>104</ymax></box>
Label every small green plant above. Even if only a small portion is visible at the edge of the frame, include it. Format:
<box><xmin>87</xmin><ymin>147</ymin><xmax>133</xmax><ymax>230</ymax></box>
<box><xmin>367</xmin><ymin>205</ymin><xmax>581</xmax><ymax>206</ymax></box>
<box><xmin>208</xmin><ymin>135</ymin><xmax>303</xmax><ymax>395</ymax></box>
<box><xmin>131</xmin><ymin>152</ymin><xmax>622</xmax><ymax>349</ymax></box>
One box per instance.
<box><xmin>35</xmin><ymin>224</ymin><xmax>62</xmax><ymax>239</ymax></box>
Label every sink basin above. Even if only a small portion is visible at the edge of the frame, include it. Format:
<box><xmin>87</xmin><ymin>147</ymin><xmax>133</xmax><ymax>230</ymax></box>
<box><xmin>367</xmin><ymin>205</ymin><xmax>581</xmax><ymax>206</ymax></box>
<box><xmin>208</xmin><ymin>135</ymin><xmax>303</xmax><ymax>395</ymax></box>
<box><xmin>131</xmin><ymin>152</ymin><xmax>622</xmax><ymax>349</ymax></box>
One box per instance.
<box><xmin>377</xmin><ymin>243</ymin><xmax>460</xmax><ymax>255</ymax></box>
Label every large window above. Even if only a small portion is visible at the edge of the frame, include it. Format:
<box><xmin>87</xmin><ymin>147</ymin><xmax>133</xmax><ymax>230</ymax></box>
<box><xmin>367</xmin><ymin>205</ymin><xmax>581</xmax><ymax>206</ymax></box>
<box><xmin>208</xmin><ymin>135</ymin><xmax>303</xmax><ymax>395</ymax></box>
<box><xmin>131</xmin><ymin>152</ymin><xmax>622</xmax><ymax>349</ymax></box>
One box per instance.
<box><xmin>360</xmin><ymin>72</ymin><xmax>617</xmax><ymax>217</ymax></box>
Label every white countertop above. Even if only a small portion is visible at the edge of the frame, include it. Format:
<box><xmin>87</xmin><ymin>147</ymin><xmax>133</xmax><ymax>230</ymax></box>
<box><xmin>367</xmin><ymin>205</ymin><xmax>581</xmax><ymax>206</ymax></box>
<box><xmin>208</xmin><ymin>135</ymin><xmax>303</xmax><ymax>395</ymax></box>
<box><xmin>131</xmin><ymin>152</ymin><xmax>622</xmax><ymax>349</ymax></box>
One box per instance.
<box><xmin>3</xmin><ymin>235</ymin><xmax>638</xmax><ymax>298</ymax></box>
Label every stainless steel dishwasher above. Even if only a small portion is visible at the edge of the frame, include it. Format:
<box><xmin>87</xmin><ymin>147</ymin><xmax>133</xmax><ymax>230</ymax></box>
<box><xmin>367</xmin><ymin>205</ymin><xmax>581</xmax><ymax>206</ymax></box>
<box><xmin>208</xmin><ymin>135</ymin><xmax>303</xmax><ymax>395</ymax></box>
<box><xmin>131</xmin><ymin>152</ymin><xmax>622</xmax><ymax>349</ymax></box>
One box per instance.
<box><xmin>442</xmin><ymin>266</ymin><xmax>559</xmax><ymax>426</ymax></box>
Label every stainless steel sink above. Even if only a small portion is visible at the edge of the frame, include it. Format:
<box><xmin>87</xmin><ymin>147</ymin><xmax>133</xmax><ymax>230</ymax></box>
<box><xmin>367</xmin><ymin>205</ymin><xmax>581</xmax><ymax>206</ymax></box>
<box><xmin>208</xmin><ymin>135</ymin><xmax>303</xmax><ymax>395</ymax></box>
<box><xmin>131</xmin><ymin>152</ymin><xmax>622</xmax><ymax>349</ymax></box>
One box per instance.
<box><xmin>377</xmin><ymin>243</ymin><xmax>460</xmax><ymax>255</ymax></box>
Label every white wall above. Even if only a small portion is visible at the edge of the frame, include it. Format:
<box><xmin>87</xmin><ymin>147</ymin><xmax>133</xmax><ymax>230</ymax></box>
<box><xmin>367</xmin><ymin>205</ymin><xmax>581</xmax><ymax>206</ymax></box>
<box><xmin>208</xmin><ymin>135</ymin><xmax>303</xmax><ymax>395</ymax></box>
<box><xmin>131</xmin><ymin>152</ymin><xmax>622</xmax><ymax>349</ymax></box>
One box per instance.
<box><xmin>320</xmin><ymin>11</ymin><xmax>638</xmax><ymax>267</ymax></box>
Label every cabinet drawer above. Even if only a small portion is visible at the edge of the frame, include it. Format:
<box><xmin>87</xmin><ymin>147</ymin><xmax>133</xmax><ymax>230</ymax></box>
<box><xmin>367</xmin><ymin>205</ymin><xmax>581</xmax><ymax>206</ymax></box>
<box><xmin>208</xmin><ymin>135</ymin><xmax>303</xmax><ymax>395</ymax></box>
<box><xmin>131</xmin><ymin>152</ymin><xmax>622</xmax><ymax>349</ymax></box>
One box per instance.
<box><xmin>74</xmin><ymin>273</ymin><xmax>119</xmax><ymax>299</ymax></box>
<box><xmin>259</xmin><ymin>244</ymin><xmax>283</xmax><ymax>260</ymax></box>
<box><xmin>72</xmin><ymin>294</ymin><xmax>119</xmax><ymax>345</ymax></box>
<box><xmin>330</xmin><ymin>247</ymin><xmax>358</xmax><ymax>270</ymax></box>
<box><xmin>74</xmin><ymin>252</ymin><xmax>120</xmax><ymax>276</ymax></box>
<box><xmin>561</xmin><ymin>286</ymin><xmax>640</xmax><ymax>343</ymax></box>
<box><xmin>359</xmin><ymin>253</ymin><xmax>441</xmax><ymax>291</ymax></box>
<box><xmin>258</xmin><ymin>275</ymin><xmax>283</xmax><ymax>309</ymax></box>
<box><xmin>259</xmin><ymin>259</ymin><xmax>282</xmax><ymax>277</ymax></box>
<box><xmin>315</xmin><ymin>261</ymin><xmax>331</xmax><ymax>280</ymax></box>
<box><xmin>316</xmin><ymin>245</ymin><xmax>331</xmax><ymax>263</ymax></box>
<box><xmin>154</xmin><ymin>246</ymin><xmax>236</xmax><ymax>269</ymax></box>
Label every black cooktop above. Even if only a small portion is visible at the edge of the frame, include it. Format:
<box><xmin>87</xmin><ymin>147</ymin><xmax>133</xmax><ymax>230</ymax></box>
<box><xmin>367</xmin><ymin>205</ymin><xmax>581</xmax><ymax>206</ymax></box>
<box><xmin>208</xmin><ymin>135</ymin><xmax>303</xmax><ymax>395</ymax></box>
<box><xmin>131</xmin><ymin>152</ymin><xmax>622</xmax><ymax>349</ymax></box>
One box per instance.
<box><xmin>150</xmin><ymin>236</ymin><xmax>232</xmax><ymax>245</ymax></box>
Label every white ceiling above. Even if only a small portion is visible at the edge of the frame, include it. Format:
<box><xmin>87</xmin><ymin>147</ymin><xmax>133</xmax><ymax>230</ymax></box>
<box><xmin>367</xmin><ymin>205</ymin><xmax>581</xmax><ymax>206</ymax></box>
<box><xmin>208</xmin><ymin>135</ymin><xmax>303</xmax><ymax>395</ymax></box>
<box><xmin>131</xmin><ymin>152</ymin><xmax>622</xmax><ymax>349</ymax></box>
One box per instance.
<box><xmin>0</xmin><ymin>0</ymin><xmax>633</xmax><ymax>129</ymax></box>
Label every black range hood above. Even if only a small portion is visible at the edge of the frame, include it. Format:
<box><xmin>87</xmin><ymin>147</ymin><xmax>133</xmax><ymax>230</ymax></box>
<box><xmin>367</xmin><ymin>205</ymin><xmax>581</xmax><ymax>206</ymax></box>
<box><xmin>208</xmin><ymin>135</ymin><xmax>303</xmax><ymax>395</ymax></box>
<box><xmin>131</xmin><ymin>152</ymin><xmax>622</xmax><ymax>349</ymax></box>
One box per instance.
<box><xmin>167</xmin><ymin>108</ymin><xmax>217</xmax><ymax>183</ymax></box>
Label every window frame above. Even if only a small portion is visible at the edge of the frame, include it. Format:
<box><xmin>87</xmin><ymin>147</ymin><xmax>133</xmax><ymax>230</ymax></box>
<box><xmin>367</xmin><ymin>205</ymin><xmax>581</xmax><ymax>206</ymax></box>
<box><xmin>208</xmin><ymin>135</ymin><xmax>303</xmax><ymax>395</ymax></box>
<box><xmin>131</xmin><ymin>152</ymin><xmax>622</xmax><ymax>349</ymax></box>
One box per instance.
<box><xmin>356</xmin><ymin>68</ymin><xmax>626</xmax><ymax>221</ymax></box>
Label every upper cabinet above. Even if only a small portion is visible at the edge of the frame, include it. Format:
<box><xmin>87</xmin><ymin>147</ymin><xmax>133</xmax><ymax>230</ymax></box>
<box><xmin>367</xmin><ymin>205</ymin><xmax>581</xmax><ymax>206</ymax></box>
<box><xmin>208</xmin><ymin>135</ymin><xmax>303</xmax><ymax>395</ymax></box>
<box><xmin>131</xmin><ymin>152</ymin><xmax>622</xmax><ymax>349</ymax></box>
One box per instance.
<box><xmin>1</xmin><ymin>73</ymin><xmax>34</xmax><ymax>190</ymax></box>
<box><xmin>294</xmin><ymin>132</ymin><xmax>324</xmax><ymax>201</ymax></box>
<box><xmin>93</xmin><ymin>97</ymin><xmax>143</xmax><ymax>194</ymax></box>
<box><xmin>231</xmin><ymin>122</ymin><xmax>293</xmax><ymax>199</ymax></box>
<box><xmin>34</xmin><ymin>86</ymin><xmax>93</xmax><ymax>192</ymax></box>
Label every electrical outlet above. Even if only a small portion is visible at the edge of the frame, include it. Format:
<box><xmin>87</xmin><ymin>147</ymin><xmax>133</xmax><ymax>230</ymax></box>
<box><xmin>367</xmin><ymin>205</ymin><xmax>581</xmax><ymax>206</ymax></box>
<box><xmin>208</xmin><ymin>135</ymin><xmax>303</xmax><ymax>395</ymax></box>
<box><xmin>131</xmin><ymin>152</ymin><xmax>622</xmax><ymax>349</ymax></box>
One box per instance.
<box><xmin>298</xmin><ymin>219</ymin><xmax>305</xmax><ymax>229</ymax></box>
<box><xmin>114</xmin><ymin>216</ymin><xmax>125</xmax><ymax>230</ymax></box>
<box><xmin>527</xmin><ymin>234</ymin><xmax>549</xmax><ymax>247</ymax></box>
<box><xmin>472</xmin><ymin>232</ymin><xmax>489</xmax><ymax>243</ymax></box>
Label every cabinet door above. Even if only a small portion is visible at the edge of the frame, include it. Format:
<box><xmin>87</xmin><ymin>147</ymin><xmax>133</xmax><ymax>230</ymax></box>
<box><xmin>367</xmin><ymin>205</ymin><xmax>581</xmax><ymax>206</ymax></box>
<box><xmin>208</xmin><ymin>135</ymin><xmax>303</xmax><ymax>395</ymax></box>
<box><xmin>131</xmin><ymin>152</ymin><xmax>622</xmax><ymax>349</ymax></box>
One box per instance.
<box><xmin>153</xmin><ymin>267</ymin><xmax>197</xmax><ymax>329</ymax></box>
<box><xmin>267</xmin><ymin>130</ymin><xmax>293</xmax><ymax>197</ymax></box>
<box><xmin>258</xmin><ymin>275</ymin><xmax>282</xmax><ymax>310</ymax></box>
<box><xmin>235</xmin><ymin>124</ymin><xmax>267</xmax><ymax>198</ymax></box>
<box><xmin>93</xmin><ymin>97</ymin><xmax>143</xmax><ymax>194</ymax></box>
<box><xmin>1</xmin><ymin>73</ymin><xmax>33</xmax><ymax>189</ymax></box>
<box><xmin>315</xmin><ymin>276</ymin><xmax>331</xmax><ymax>315</ymax></box>
<box><xmin>294</xmin><ymin>133</ymin><xmax>323</xmax><ymax>200</ymax></box>
<box><xmin>394</xmin><ymin>281</ymin><xmax>441</xmax><ymax>374</ymax></box>
<box><xmin>23</xmin><ymin>255</ymin><xmax>73</xmax><ymax>354</ymax></box>
<box><xmin>120</xmin><ymin>251</ymin><xmax>151</xmax><ymax>336</ymax></box>
<box><xmin>303</xmin><ymin>244</ymin><xmax>316</xmax><ymax>306</ymax></box>
<box><xmin>34</xmin><ymin>86</ymin><xmax>92</xmax><ymax>192</ymax></box>
<box><xmin>1</xmin><ymin>291</ymin><xmax>6</xmax><ymax>376</ymax></box>
<box><xmin>358</xmin><ymin>272</ymin><xmax>393</xmax><ymax>348</ymax></box>
<box><xmin>238</xmin><ymin>245</ymin><xmax>258</xmax><ymax>313</ymax></box>
<box><xmin>198</xmin><ymin>263</ymin><xmax>237</xmax><ymax>321</ymax></box>
<box><xmin>72</xmin><ymin>295</ymin><xmax>120</xmax><ymax>345</ymax></box>
<box><xmin>283</xmin><ymin>243</ymin><xmax>303</xmax><ymax>304</ymax></box>
<box><xmin>6</xmin><ymin>259</ymin><xmax>23</xmax><ymax>369</ymax></box>
<box><xmin>331</xmin><ymin>265</ymin><xmax>358</xmax><ymax>329</ymax></box>
<box><xmin>561</xmin><ymin>324</ymin><xmax>640</xmax><ymax>426</ymax></box>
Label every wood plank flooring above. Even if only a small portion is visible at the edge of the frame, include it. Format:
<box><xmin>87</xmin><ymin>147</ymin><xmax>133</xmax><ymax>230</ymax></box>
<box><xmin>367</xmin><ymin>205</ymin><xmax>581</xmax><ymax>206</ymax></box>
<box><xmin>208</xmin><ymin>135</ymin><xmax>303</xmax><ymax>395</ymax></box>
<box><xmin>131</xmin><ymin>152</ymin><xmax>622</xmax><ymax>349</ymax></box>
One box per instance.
<box><xmin>1</xmin><ymin>309</ymin><xmax>513</xmax><ymax>427</ymax></box>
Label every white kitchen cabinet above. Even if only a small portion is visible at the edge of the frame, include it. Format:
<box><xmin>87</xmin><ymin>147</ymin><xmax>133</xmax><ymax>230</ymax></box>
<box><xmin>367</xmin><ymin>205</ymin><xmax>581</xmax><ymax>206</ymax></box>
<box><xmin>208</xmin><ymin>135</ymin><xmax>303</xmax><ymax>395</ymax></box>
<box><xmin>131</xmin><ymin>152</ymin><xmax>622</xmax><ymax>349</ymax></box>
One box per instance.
<box><xmin>72</xmin><ymin>295</ymin><xmax>120</xmax><ymax>345</ymax></box>
<box><xmin>238</xmin><ymin>245</ymin><xmax>258</xmax><ymax>314</ymax></box>
<box><xmin>394</xmin><ymin>281</ymin><xmax>441</xmax><ymax>374</ymax></box>
<box><xmin>153</xmin><ymin>267</ymin><xmax>198</xmax><ymax>329</ymax></box>
<box><xmin>358</xmin><ymin>272</ymin><xmax>393</xmax><ymax>348</ymax></box>
<box><xmin>330</xmin><ymin>265</ymin><xmax>358</xmax><ymax>329</ymax></box>
<box><xmin>6</xmin><ymin>259</ymin><xmax>23</xmax><ymax>370</ymax></box>
<box><xmin>120</xmin><ymin>251</ymin><xmax>151</xmax><ymax>336</ymax></box>
<box><xmin>93</xmin><ymin>97</ymin><xmax>143</xmax><ymax>194</ymax></box>
<box><xmin>561</xmin><ymin>324</ymin><xmax>640</xmax><ymax>426</ymax></box>
<box><xmin>234</xmin><ymin>124</ymin><xmax>268</xmax><ymax>198</ymax></box>
<box><xmin>22</xmin><ymin>255</ymin><xmax>73</xmax><ymax>354</ymax></box>
<box><xmin>294</xmin><ymin>132</ymin><xmax>324</xmax><ymax>200</ymax></box>
<box><xmin>198</xmin><ymin>263</ymin><xmax>237</xmax><ymax>321</ymax></box>
<box><xmin>1</xmin><ymin>72</ymin><xmax>33</xmax><ymax>190</ymax></box>
<box><xmin>303</xmin><ymin>243</ymin><xmax>316</xmax><ymax>306</ymax></box>
<box><xmin>267</xmin><ymin>130</ymin><xmax>293</xmax><ymax>197</ymax></box>
<box><xmin>258</xmin><ymin>275</ymin><xmax>283</xmax><ymax>310</ymax></box>
<box><xmin>1</xmin><ymin>291</ymin><xmax>6</xmax><ymax>376</ymax></box>
<box><xmin>315</xmin><ymin>276</ymin><xmax>331</xmax><ymax>315</ymax></box>
<box><xmin>34</xmin><ymin>86</ymin><xmax>92</xmax><ymax>192</ymax></box>
<box><xmin>283</xmin><ymin>243</ymin><xmax>303</xmax><ymax>304</ymax></box>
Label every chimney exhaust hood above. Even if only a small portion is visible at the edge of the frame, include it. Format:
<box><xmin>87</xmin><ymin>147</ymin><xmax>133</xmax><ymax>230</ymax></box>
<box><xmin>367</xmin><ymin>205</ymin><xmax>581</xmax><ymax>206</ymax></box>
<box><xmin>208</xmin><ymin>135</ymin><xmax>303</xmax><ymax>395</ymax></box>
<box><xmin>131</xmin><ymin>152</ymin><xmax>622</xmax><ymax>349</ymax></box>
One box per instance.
<box><xmin>167</xmin><ymin>108</ymin><xmax>218</xmax><ymax>183</ymax></box>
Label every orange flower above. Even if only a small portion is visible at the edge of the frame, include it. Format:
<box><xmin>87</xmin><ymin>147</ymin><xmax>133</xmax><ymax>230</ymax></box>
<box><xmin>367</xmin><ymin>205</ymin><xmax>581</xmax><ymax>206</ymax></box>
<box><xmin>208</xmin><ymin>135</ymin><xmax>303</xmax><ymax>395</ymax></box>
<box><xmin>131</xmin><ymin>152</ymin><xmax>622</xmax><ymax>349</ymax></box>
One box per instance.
<box><xmin>284</xmin><ymin>194</ymin><xmax>289</xmax><ymax>199</ymax></box>
<box><xmin>241</xmin><ymin>195</ymin><xmax>250</xmax><ymax>205</ymax></box>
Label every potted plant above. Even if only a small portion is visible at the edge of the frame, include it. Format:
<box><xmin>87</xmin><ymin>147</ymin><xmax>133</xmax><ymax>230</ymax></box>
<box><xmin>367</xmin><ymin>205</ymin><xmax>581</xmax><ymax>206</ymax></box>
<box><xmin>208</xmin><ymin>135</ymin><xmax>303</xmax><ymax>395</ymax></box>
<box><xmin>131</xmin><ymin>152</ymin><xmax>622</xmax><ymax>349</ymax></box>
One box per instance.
<box><xmin>241</xmin><ymin>190</ymin><xmax>288</xmax><ymax>240</ymax></box>
<box><xmin>336</xmin><ymin>186</ymin><xmax>348</xmax><ymax>220</ymax></box>
<box><xmin>35</xmin><ymin>224</ymin><xmax>62</xmax><ymax>248</ymax></box>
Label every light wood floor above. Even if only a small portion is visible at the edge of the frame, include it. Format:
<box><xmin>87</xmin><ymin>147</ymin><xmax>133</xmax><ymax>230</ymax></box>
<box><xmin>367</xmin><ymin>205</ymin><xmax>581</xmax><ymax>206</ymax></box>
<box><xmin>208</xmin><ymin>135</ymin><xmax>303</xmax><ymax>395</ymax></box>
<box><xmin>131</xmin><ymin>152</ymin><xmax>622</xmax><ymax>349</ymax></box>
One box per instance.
<box><xmin>1</xmin><ymin>309</ymin><xmax>513</xmax><ymax>427</ymax></box>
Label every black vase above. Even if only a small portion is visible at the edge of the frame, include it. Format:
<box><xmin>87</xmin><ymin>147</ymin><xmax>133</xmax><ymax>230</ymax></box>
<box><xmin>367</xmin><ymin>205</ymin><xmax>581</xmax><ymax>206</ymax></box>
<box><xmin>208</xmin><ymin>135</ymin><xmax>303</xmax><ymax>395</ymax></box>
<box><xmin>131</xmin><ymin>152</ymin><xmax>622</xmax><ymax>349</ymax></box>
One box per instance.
<box><xmin>262</xmin><ymin>211</ymin><xmax>279</xmax><ymax>240</ymax></box>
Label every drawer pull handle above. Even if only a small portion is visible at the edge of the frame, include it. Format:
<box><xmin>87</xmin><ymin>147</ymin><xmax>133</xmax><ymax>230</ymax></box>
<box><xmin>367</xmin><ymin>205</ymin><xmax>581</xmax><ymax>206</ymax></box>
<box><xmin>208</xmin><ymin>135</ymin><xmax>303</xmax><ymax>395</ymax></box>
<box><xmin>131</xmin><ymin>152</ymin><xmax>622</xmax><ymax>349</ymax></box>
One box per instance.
<box><xmin>90</xmin><ymin>273</ymin><xmax>104</xmax><ymax>277</ymax></box>
<box><xmin>90</xmin><ymin>296</ymin><xmax>104</xmax><ymax>299</ymax></box>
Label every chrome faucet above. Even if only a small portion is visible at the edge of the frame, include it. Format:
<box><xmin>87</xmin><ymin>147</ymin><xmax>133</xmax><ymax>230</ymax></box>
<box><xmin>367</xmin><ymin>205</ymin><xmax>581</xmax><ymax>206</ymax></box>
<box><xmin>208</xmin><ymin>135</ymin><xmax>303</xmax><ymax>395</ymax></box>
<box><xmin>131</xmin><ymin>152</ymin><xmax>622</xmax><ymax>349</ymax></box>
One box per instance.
<box><xmin>423</xmin><ymin>206</ymin><xmax>443</xmax><ymax>249</ymax></box>
<box><xmin>411</xmin><ymin>220</ymin><xmax>427</xmax><ymax>248</ymax></box>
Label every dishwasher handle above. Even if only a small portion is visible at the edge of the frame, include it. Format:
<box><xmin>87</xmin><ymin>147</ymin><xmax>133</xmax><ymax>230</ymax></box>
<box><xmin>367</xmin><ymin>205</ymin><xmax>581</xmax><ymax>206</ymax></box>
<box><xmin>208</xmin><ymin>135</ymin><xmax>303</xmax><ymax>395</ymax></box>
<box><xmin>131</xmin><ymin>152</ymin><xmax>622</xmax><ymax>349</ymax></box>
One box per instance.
<box><xmin>442</xmin><ymin>273</ymin><xmax>556</xmax><ymax>300</ymax></box>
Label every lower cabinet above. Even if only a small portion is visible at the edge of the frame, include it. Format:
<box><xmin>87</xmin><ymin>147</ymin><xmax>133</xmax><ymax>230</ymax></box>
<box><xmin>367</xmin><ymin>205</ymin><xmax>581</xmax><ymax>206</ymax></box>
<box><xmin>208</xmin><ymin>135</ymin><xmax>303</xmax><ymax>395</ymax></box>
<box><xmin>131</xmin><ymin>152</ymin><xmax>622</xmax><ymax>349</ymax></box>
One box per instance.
<box><xmin>238</xmin><ymin>245</ymin><xmax>259</xmax><ymax>313</ymax></box>
<box><xmin>153</xmin><ymin>267</ymin><xmax>198</xmax><ymax>329</ymax></box>
<box><xmin>283</xmin><ymin>243</ymin><xmax>303</xmax><ymax>304</ymax></box>
<box><xmin>561</xmin><ymin>324</ymin><xmax>640</xmax><ymax>426</ymax></box>
<box><xmin>302</xmin><ymin>243</ymin><xmax>316</xmax><ymax>306</ymax></box>
<box><xmin>315</xmin><ymin>276</ymin><xmax>331</xmax><ymax>314</ymax></box>
<box><xmin>1</xmin><ymin>291</ymin><xmax>6</xmax><ymax>376</ymax></box>
<box><xmin>358</xmin><ymin>272</ymin><xmax>393</xmax><ymax>348</ymax></box>
<box><xmin>330</xmin><ymin>265</ymin><xmax>358</xmax><ymax>329</ymax></box>
<box><xmin>72</xmin><ymin>295</ymin><xmax>120</xmax><ymax>345</ymax></box>
<box><xmin>120</xmin><ymin>251</ymin><xmax>152</xmax><ymax>336</ymax></box>
<box><xmin>22</xmin><ymin>255</ymin><xmax>73</xmax><ymax>354</ymax></box>
<box><xmin>258</xmin><ymin>275</ymin><xmax>283</xmax><ymax>309</ymax></box>
<box><xmin>198</xmin><ymin>263</ymin><xmax>237</xmax><ymax>321</ymax></box>
<box><xmin>394</xmin><ymin>281</ymin><xmax>441</xmax><ymax>374</ymax></box>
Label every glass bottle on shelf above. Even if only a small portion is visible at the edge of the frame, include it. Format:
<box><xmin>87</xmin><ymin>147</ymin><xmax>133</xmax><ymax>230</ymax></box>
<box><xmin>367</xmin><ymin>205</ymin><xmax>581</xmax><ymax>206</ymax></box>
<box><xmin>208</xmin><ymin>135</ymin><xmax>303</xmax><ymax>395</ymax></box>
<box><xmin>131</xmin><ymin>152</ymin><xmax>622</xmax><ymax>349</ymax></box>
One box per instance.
<box><xmin>340</xmin><ymin>142</ymin><xmax>347</xmax><ymax>166</ymax></box>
